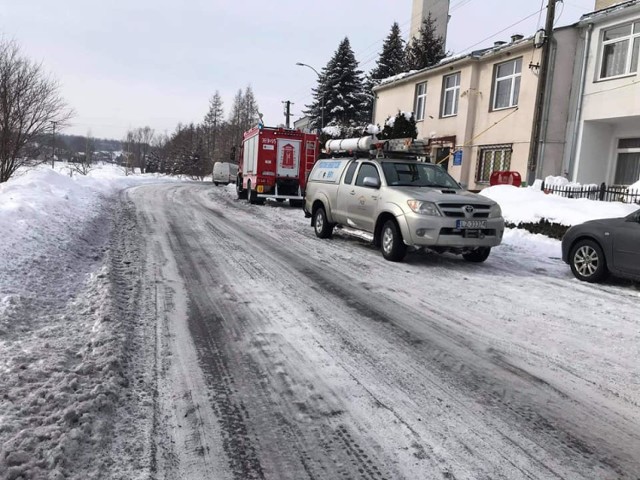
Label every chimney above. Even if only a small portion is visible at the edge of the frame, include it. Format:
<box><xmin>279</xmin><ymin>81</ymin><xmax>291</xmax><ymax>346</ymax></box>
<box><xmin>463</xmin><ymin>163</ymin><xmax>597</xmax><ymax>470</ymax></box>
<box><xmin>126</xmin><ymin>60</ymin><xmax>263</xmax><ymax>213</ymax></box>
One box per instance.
<box><xmin>511</xmin><ymin>34</ymin><xmax>524</xmax><ymax>43</ymax></box>
<box><xmin>595</xmin><ymin>0</ymin><xmax>625</xmax><ymax>9</ymax></box>
<box><xmin>494</xmin><ymin>41</ymin><xmax>507</xmax><ymax>47</ymax></box>
<box><xmin>410</xmin><ymin>0</ymin><xmax>451</xmax><ymax>49</ymax></box>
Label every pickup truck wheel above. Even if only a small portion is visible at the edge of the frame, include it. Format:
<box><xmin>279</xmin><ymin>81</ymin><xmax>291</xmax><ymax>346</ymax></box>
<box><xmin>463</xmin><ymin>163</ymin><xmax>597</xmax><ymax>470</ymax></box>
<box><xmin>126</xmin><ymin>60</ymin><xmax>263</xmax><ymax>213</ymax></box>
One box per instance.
<box><xmin>314</xmin><ymin>207</ymin><xmax>333</xmax><ymax>239</ymax></box>
<box><xmin>462</xmin><ymin>247</ymin><xmax>491</xmax><ymax>263</ymax></box>
<box><xmin>236</xmin><ymin>177</ymin><xmax>247</xmax><ymax>199</ymax></box>
<box><xmin>381</xmin><ymin>220</ymin><xmax>407</xmax><ymax>262</ymax></box>
<box><xmin>569</xmin><ymin>239</ymin><xmax>607</xmax><ymax>283</ymax></box>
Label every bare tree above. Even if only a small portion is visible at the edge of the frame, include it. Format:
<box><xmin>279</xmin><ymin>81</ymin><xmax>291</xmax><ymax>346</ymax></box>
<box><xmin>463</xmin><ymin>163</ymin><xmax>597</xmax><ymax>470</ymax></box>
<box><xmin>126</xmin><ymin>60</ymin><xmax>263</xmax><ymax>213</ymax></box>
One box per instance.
<box><xmin>0</xmin><ymin>39</ymin><xmax>73</xmax><ymax>182</ymax></box>
<box><xmin>121</xmin><ymin>130</ymin><xmax>136</xmax><ymax>175</ymax></box>
<box><xmin>138</xmin><ymin>126</ymin><xmax>154</xmax><ymax>173</ymax></box>
<box><xmin>71</xmin><ymin>130</ymin><xmax>94</xmax><ymax>175</ymax></box>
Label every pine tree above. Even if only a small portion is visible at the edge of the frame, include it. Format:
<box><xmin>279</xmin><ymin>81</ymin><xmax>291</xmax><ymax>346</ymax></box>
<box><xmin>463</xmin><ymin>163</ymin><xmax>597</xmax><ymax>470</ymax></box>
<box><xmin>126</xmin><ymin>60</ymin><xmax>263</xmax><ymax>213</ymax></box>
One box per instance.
<box><xmin>228</xmin><ymin>86</ymin><xmax>260</xmax><ymax>155</ymax></box>
<box><xmin>405</xmin><ymin>13</ymin><xmax>446</xmax><ymax>71</ymax></box>
<box><xmin>364</xmin><ymin>22</ymin><xmax>407</xmax><ymax>126</ymax></box>
<box><xmin>204</xmin><ymin>91</ymin><xmax>224</xmax><ymax>162</ymax></box>
<box><xmin>379</xmin><ymin>112</ymin><xmax>418</xmax><ymax>140</ymax></box>
<box><xmin>306</xmin><ymin>37</ymin><xmax>369</xmax><ymax>133</ymax></box>
<box><xmin>370</xmin><ymin>22</ymin><xmax>406</xmax><ymax>83</ymax></box>
<box><xmin>228</xmin><ymin>89</ymin><xmax>244</xmax><ymax>151</ymax></box>
<box><xmin>240</xmin><ymin>85</ymin><xmax>259</xmax><ymax>132</ymax></box>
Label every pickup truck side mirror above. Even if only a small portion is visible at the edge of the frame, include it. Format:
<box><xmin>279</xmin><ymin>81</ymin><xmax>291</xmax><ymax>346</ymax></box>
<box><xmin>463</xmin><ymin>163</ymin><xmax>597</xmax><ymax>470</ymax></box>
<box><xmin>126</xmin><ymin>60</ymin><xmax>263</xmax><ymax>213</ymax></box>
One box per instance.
<box><xmin>363</xmin><ymin>177</ymin><xmax>381</xmax><ymax>189</ymax></box>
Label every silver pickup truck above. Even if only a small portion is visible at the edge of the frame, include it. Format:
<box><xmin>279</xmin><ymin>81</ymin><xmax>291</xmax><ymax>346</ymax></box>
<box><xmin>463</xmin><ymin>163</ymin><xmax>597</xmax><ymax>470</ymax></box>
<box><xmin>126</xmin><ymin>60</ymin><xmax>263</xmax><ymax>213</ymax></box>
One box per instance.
<box><xmin>304</xmin><ymin>157</ymin><xmax>505</xmax><ymax>262</ymax></box>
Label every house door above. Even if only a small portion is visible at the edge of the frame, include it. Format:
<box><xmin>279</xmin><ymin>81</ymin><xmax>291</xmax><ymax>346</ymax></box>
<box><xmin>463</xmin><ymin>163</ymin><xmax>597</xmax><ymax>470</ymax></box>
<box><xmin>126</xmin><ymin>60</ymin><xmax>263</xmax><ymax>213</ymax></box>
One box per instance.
<box><xmin>436</xmin><ymin>147</ymin><xmax>451</xmax><ymax>171</ymax></box>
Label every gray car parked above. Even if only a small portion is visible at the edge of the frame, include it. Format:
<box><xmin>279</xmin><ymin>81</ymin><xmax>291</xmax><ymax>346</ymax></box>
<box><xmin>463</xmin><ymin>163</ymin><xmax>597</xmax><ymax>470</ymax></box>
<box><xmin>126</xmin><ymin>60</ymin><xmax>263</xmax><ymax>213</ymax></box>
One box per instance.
<box><xmin>561</xmin><ymin>209</ymin><xmax>640</xmax><ymax>282</ymax></box>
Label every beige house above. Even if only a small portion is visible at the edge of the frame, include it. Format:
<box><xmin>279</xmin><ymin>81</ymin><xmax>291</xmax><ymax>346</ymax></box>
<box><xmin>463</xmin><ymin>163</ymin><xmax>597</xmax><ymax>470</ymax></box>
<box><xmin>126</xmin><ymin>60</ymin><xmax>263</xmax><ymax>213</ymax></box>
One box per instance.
<box><xmin>373</xmin><ymin>28</ymin><xmax>578</xmax><ymax>190</ymax></box>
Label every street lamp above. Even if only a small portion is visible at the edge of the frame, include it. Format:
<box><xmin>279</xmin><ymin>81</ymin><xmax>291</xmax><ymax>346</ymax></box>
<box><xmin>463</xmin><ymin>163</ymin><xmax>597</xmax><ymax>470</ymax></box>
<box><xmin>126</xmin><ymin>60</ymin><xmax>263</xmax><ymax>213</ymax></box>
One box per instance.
<box><xmin>296</xmin><ymin>62</ymin><xmax>324</xmax><ymax>131</ymax></box>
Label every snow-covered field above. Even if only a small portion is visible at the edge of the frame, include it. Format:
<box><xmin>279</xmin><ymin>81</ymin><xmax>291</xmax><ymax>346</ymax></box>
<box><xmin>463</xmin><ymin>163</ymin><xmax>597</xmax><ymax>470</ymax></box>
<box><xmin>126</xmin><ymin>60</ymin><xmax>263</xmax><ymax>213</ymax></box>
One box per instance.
<box><xmin>0</xmin><ymin>164</ymin><xmax>638</xmax><ymax>478</ymax></box>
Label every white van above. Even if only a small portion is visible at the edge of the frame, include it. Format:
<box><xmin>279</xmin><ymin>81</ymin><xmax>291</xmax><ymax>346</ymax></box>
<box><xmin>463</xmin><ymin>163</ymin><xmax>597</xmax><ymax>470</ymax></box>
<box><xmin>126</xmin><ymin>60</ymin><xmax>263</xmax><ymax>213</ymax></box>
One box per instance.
<box><xmin>212</xmin><ymin>162</ymin><xmax>238</xmax><ymax>186</ymax></box>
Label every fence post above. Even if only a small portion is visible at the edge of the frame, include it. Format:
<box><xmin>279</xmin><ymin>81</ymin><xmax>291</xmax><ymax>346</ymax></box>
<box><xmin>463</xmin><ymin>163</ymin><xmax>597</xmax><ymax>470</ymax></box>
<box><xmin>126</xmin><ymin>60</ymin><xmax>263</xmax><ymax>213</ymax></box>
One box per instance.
<box><xmin>599</xmin><ymin>182</ymin><xmax>606</xmax><ymax>201</ymax></box>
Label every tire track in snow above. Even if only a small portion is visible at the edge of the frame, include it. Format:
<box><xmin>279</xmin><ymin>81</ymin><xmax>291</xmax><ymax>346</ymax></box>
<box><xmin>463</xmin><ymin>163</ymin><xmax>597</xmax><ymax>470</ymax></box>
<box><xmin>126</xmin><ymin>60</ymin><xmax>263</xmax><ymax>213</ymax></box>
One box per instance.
<box><xmin>129</xmin><ymin>183</ymin><xmax>639</xmax><ymax>479</ymax></box>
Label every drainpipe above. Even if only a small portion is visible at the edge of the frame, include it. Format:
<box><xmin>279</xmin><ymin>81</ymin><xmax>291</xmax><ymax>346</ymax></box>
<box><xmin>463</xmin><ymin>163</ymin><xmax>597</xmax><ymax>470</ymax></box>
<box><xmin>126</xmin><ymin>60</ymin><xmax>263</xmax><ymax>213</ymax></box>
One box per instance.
<box><xmin>567</xmin><ymin>23</ymin><xmax>594</xmax><ymax>181</ymax></box>
<box><xmin>536</xmin><ymin>36</ymin><xmax>558</xmax><ymax>180</ymax></box>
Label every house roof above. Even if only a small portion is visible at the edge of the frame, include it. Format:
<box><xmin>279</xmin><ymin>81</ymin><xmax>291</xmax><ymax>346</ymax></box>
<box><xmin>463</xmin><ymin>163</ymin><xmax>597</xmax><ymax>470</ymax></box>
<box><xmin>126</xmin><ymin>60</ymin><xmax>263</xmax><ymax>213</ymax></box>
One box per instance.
<box><xmin>373</xmin><ymin>37</ymin><xmax>533</xmax><ymax>92</ymax></box>
<box><xmin>579</xmin><ymin>0</ymin><xmax>640</xmax><ymax>24</ymax></box>
<box><xmin>373</xmin><ymin>24</ymin><xmax>576</xmax><ymax>93</ymax></box>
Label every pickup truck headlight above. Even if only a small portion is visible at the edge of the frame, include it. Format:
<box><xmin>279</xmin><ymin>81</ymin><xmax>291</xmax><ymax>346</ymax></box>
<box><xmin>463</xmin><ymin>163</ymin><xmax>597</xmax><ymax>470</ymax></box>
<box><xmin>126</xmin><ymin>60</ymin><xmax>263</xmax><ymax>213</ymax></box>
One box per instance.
<box><xmin>407</xmin><ymin>200</ymin><xmax>442</xmax><ymax>216</ymax></box>
<box><xmin>488</xmin><ymin>203</ymin><xmax>502</xmax><ymax>218</ymax></box>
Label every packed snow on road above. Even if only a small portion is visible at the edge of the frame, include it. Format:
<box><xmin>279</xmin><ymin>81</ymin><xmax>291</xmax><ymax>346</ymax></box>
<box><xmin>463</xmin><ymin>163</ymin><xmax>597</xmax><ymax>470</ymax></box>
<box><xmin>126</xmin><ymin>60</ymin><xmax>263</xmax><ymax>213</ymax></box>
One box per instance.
<box><xmin>1</xmin><ymin>164</ymin><xmax>638</xmax><ymax>479</ymax></box>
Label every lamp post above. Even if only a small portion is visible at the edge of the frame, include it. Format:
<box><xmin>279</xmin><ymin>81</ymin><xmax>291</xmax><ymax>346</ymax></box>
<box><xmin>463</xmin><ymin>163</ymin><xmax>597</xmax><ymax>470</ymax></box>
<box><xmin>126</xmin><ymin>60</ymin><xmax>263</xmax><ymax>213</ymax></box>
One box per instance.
<box><xmin>296</xmin><ymin>62</ymin><xmax>324</xmax><ymax>131</ymax></box>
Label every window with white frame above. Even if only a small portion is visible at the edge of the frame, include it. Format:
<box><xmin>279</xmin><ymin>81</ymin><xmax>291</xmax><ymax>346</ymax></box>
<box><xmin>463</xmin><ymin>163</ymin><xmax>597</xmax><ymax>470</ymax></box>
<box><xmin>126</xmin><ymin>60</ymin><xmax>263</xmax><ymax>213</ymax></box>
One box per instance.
<box><xmin>441</xmin><ymin>73</ymin><xmax>460</xmax><ymax>117</ymax></box>
<box><xmin>614</xmin><ymin>138</ymin><xmax>640</xmax><ymax>185</ymax></box>
<box><xmin>476</xmin><ymin>145</ymin><xmax>512</xmax><ymax>183</ymax></box>
<box><xmin>414</xmin><ymin>82</ymin><xmax>427</xmax><ymax>121</ymax></box>
<box><xmin>600</xmin><ymin>22</ymin><xmax>640</xmax><ymax>79</ymax></box>
<box><xmin>492</xmin><ymin>58</ymin><xmax>522</xmax><ymax>110</ymax></box>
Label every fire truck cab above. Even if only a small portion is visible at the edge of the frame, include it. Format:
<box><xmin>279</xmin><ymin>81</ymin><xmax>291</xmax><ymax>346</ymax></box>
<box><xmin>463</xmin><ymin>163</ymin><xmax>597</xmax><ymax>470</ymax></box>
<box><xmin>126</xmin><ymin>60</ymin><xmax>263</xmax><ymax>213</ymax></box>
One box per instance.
<box><xmin>236</xmin><ymin>126</ymin><xmax>319</xmax><ymax>207</ymax></box>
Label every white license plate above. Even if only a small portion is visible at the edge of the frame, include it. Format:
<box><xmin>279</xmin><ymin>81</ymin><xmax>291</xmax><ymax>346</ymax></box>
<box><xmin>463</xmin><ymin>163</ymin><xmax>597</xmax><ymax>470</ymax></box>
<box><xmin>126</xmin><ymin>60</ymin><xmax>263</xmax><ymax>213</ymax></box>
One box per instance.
<box><xmin>456</xmin><ymin>220</ymin><xmax>487</xmax><ymax>229</ymax></box>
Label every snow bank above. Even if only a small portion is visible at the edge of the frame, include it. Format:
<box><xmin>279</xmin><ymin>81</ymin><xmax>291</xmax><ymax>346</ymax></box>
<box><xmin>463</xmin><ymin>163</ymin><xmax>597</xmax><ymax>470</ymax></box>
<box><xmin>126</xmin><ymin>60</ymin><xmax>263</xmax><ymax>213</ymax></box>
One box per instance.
<box><xmin>0</xmin><ymin>163</ymin><xmax>183</xmax><ymax>479</ymax></box>
<box><xmin>628</xmin><ymin>178</ymin><xmax>640</xmax><ymax>191</ymax></box>
<box><xmin>481</xmin><ymin>184</ymin><xmax>639</xmax><ymax>226</ymax></box>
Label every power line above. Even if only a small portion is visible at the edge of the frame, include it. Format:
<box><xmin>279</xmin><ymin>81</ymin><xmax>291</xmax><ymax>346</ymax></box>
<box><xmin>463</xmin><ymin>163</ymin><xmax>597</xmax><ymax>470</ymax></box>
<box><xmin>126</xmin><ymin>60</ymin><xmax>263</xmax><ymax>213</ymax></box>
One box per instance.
<box><xmin>295</xmin><ymin>2</ymin><xmax>548</xmax><ymax>110</ymax></box>
<box><xmin>456</xmin><ymin>7</ymin><xmax>546</xmax><ymax>55</ymax></box>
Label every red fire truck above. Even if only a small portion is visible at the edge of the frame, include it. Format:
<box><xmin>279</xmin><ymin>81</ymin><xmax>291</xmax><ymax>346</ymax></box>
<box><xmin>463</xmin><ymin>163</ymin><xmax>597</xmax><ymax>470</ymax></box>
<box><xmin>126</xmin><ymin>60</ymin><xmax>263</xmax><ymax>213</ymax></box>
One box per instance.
<box><xmin>236</xmin><ymin>126</ymin><xmax>319</xmax><ymax>207</ymax></box>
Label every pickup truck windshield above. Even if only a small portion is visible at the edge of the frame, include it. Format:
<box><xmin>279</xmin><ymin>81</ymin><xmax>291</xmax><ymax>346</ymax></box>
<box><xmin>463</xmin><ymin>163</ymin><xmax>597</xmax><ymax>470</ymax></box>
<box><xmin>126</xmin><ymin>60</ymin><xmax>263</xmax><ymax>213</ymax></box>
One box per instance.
<box><xmin>381</xmin><ymin>162</ymin><xmax>460</xmax><ymax>189</ymax></box>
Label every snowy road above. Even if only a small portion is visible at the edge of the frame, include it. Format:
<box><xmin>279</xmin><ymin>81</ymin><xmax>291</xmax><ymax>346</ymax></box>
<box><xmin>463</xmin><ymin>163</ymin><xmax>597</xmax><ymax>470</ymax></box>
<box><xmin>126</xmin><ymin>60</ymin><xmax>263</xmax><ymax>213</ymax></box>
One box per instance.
<box><xmin>124</xmin><ymin>183</ymin><xmax>639</xmax><ymax>480</ymax></box>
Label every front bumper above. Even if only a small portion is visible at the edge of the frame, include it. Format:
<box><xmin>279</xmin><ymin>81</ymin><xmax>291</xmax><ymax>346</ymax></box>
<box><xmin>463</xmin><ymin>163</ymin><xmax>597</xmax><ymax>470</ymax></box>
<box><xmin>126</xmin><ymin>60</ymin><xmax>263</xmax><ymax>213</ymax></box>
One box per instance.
<box><xmin>400</xmin><ymin>212</ymin><xmax>505</xmax><ymax>248</ymax></box>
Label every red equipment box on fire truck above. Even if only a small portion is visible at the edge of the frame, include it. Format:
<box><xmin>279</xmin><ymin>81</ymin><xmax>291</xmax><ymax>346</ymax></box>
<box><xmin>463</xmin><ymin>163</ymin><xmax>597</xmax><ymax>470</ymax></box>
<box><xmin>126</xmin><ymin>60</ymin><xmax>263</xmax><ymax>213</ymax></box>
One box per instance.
<box><xmin>236</xmin><ymin>126</ymin><xmax>319</xmax><ymax>207</ymax></box>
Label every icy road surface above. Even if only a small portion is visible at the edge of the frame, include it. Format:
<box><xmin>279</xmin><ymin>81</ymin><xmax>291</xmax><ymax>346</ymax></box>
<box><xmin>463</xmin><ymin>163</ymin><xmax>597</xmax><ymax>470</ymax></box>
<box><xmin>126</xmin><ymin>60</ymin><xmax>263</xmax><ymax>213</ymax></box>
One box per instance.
<box><xmin>124</xmin><ymin>183</ymin><xmax>639</xmax><ymax>479</ymax></box>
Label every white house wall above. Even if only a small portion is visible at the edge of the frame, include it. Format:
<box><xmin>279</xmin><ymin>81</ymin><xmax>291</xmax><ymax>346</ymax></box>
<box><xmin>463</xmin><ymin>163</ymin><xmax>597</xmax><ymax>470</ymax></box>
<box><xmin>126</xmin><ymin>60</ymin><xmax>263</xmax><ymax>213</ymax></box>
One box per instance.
<box><xmin>575</xmin><ymin>120</ymin><xmax>613</xmax><ymax>183</ymax></box>
<box><xmin>571</xmin><ymin>4</ymin><xmax>640</xmax><ymax>184</ymax></box>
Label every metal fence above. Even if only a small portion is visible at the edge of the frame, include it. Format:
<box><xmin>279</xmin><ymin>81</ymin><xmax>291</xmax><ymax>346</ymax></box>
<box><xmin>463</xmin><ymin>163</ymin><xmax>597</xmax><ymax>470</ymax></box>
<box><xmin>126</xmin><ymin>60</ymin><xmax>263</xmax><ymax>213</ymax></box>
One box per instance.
<box><xmin>540</xmin><ymin>181</ymin><xmax>640</xmax><ymax>204</ymax></box>
<box><xmin>542</xmin><ymin>182</ymin><xmax>640</xmax><ymax>204</ymax></box>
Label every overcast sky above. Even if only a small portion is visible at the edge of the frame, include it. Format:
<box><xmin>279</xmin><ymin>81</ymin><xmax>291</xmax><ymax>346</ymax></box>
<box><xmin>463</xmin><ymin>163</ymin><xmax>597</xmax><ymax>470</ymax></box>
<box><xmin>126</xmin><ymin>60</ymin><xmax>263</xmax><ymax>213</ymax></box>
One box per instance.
<box><xmin>0</xmin><ymin>0</ymin><xmax>595</xmax><ymax>140</ymax></box>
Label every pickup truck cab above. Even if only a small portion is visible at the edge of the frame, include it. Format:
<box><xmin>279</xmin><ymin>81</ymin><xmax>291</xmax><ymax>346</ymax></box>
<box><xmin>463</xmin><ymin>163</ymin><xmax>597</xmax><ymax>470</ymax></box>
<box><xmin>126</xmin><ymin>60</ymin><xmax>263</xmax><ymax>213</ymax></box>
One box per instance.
<box><xmin>304</xmin><ymin>157</ymin><xmax>505</xmax><ymax>262</ymax></box>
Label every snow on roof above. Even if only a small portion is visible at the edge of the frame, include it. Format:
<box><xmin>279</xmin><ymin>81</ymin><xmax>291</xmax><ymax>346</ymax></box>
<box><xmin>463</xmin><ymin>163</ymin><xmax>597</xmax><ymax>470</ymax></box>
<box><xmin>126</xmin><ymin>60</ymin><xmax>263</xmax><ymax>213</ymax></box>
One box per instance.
<box><xmin>580</xmin><ymin>0</ymin><xmax>640</xmax><ymax>23</ymax></box>
<box><xmin>375</xmin><ymin>36</ymin><xmax>533</xmax><ymax>89</ymax></box>
<box><xmin>378</xmin><ymin>70</ymin><xmax>419</xmax><ymax>86</ymax></box>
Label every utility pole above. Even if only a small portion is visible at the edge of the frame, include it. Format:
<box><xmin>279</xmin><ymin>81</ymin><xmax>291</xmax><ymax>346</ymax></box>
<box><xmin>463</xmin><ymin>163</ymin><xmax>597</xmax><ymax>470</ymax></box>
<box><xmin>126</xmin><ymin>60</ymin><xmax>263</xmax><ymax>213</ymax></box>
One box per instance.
<box><xmin>51</xmin><ymin>121</ymin><xmax>57</xmax><ymax>168</ymax></box>
<box><xmin>527</xmin><ymin>0</ymin><xmax>557</xmax><ymax>185</ymax></box>
<box><xmin>282</xmin><ymin>100</ymin><xmax>293</xmax><ymax>128</ymax></box>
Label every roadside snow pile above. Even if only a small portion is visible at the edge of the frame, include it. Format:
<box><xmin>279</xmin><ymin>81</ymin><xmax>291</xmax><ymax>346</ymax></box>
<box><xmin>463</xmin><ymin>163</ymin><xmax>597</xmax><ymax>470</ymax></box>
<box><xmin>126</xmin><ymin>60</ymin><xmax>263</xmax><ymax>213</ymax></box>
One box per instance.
<box><xmin>481</xmin><ymin>184</ymin><xmax>638</xmax><ymax>227</ymax></box>
<box><xmin>0</xmin><ymin>164</ymin><xmax>181</xmax><ymax>479</ymax></box>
